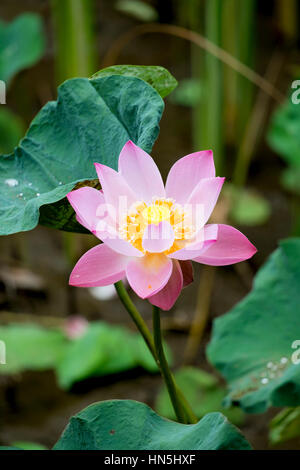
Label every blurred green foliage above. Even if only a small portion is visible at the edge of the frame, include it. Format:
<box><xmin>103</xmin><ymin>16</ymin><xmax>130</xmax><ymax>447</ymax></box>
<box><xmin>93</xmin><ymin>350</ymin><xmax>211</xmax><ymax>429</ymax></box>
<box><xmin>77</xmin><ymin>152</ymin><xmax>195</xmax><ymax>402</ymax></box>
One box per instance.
<box><xmin>115</xmin><ymin>0</ymin><xmax>158</xmax><ymax>22</ymax></box>
<box><xmin>0</xmin><ymin>324</ymin><xmax>66</xmax><ymax>374</ymax></box>
<box><xmin>168</xmin><ymin>78</ymin><xmax>202</xmax><ymax>107</ymax></box>
<box><xmin>268</xmin><ymin>97</ymin><xmax>300</xmax><ymax>195</ymax></box>
<box><xmin>56</xmin><ymin>321</ymin><xmax>171</xmax><ymax>389</ymax></box>
<box><xmin>269</xmin><ymin>407</ymin><xmax>300</xmax><ymax>445</ymax></box>
<box><xmin>225</xmin><ymin>184</ymin><xmax>271</xmax><ymax>226</ymax></box>
<box><xmin>0</xmin><ymin>13</ymin><xmax>45</xmax><ymax>156</ymax></box>
<box><xmin>0</xmin><ymin>321</ymin><xmax>171</xmax><ymax>389</ymax></box>
<box><xmin>0</xmin><ymin>108</ymin><xmax>24</xmax><ymax>154</ymax></box>
<box><xmin>0</xmin><ymin>13</ymin><xmax>45</xmax><ymax>84</ymax></box>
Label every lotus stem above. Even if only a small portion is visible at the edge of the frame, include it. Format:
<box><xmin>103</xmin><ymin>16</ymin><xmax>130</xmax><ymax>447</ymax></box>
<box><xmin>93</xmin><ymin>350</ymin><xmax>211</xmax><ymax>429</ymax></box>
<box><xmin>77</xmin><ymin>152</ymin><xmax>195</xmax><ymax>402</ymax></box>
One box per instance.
<box><xmin>152</xmin><ymin>305</ymin><xmax>187</xmax><ymax>424</ymax></box>
<box><xmin>114</xmin><ymin>281</ymin><xmax>198</xmax><ymax>424</ymax></box>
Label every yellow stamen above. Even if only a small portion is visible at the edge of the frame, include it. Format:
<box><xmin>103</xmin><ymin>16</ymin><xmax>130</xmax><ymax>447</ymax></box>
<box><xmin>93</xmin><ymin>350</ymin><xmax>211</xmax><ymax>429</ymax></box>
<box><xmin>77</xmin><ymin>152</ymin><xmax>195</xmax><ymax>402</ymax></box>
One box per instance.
<box><xmin>120</xmin><ymin>197</ymin><xmax>195</xmax><ymax>254</ymax></box>
<box><xmin>142</xmin><ymin>204</ymin><xmax>171</xmax><ymax>225</ymax></box>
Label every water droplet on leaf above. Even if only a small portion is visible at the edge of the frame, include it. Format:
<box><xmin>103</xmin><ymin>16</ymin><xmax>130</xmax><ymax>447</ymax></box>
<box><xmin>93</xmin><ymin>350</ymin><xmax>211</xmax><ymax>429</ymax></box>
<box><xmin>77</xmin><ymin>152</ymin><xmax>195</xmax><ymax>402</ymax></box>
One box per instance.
<box><xmin>5</xmin><ymin>178</ymin><xmax>18</xmax><ymax>187</ymax></box>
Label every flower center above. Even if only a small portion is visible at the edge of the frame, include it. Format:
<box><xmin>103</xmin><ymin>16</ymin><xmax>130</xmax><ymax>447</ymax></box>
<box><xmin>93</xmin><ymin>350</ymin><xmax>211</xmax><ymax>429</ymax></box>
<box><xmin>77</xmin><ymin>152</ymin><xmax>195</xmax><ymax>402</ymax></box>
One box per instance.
<box><xmin>142</xmin><ymin>204</ymin><xmax>171</xmax><ymax>224</ymax></box>
<box><xmin>119</xmin><ymin>197</ymin><xmax>195</xmax><ymax>254</ymax></box>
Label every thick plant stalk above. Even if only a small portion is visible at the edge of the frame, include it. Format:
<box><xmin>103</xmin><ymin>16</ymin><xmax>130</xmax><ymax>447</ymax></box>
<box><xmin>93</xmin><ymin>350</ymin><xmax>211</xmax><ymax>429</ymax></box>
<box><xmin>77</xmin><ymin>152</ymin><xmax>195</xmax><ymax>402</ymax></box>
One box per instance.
<box><xmin>202</xmin><ymin>0</ymin><xmax>223</xmax><ymax>174</ymax></box>
<box><xmin>235</xmin><ymin>0</ymin><xmax>255</xmax><ymax>142</ymax></box>
<box><xmin>187</xmin><ymin>0</ymin><xmax>203</xmax><ymax>154</ymax></box>
<box><xmin>114</xmin><ymin>281</ymin><xmax>198</xmax><ymax>424</ymax></box>
<box><xmin>51</xmin><ymin>0</ymin><xmax>96</xmax><ymax>84</ymax></box>
<box><xmin>291</xmin><ymin>197</ymin><xmax>300</xmax><ymax>236</ymax></box>
<box><xmin>222</xmin><ymin>0</ymin><xmax>255</xmax><ymax>144</ymax></box>
<box><xmin>51</xmin><ymin>0</ymin><xmax>97</xmax><ymax>312</ymax></box>
<box><xmin>188</xmin><ymin>0</ymin><xmax>224</xmax><ymax>172</ymax></box>
<box><xmin>186</xmin><ymin>0</ymin><xmax>224</xmax><ymax>173</ymax></box>
<box><xmin>222</xmin><ymin>0</ymin><xmax>239</xmax><ymax>143</ymax></box>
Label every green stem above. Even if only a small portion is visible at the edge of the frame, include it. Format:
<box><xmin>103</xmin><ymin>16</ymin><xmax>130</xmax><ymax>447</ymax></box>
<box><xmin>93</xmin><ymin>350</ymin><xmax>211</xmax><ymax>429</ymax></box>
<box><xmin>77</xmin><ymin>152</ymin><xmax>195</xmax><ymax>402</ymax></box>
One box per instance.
<box><xmin>152</xmin><ymin>305</ymin><xmax>186</xmax><ymax>424</ymax></box>
<box><xmin>51</xmin><ymin>0</ymin><xmax>97</xmax><ymax>313</ymax></box>
<box><xmin>51</xmin><ymin>0</ymin><xmax>97</xmax><ymax>84</ymax></box>
<box><xmin>201</xmin><ymin>0</ymin><xmax>223</xmax><ymax>174</ymax></box>
<box><xmin>114</xmin><ymin>280</ymin><xmax>157</xmax><ymax>361</ymax></box>
<box><xmin>175</xmin><ymin>387</ymin><xmax>198</xmax><ymax>423</ymax></box>
<box><xmin>222</xmin><ymin>0</ymin><xmax>239</xmax><ymax>144</ymax></box>
<box><xmin>235</xmin><ymin>0</ymin><xmax>255</xmax><ymax>143</ymax></box>
<box><xmin>114</xmin><ymin>281</ymin><xmax>198</xmax><ymax>424</ymax></box>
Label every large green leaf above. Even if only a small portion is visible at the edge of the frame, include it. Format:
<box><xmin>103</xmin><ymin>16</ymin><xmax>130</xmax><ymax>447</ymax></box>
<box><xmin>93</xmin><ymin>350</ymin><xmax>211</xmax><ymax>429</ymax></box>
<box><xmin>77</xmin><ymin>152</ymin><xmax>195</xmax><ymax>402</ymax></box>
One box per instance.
<box><xmin>0</xmin><ymin>324</ymin><xmax>66</xmax><ymax>374</ymax></box>
<box><xmin>268</xmin><ymin>98</ymin><xmax>300</xmax><ymax>197</ymax></box>
<box><xmin>54</xmin><ymin>400</ymin><xmax>251</xmax><ymax>450</ymax></box>
<box><xmin>155</xmin><ymin>367</ymin><xmax>244</xmax><ymax>425</ymax></box>
<box><xmin>56</xmin><ymin>322</ymin><xmax>170</xmax><ymax>389</ymax></box>
<box><xmin>0</xmin><ymin>13</ymin><xmax>45</xmax><ymax>84</ymax></box>
<box><xmin>0</xmin><ymin>75</ymin><xmax>164</xmax><ymax>235</ymax></box>
<box><xmin>207</xmin><ymin>238</ymin><xmax>300</xmax><ymax>413</ymax></box>
<box><xmin>91</xmin><ymin>65</ymin><xmax>177</xmax><ymax>98</ymax></box>
<box><xmin>267</xmin><ymin>98</ymin><xmax>300</xmax><ymax>168</ymax></box>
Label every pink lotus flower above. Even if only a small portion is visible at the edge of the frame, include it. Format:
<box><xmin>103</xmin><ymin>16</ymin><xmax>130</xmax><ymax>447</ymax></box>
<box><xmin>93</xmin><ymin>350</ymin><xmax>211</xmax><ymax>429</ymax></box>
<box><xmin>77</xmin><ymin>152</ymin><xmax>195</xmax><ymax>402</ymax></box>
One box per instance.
<box><xmin>67</xmin><ymin>141</ymin><xmax>256</xmax><ymax>310</ymax></box>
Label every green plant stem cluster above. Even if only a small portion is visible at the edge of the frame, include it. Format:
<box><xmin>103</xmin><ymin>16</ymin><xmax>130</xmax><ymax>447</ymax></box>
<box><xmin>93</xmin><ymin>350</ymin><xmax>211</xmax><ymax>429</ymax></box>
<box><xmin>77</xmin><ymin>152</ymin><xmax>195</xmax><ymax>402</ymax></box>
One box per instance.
<box><xmin>114</xmin><ymin>280</ymin><xmax>197</xmax><ymax>424</ymax></box>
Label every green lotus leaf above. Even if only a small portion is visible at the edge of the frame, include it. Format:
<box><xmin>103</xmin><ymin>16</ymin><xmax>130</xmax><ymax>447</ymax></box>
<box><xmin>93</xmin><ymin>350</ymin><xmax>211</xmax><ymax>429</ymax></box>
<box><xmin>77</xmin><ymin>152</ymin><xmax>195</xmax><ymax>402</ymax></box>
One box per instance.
<box><xmin>207</xmin><ymin>238</ymin><xmax>300</xmax><ymax>413</ymax></box>
<box><xmin>0</xmin><ymin>74</ymin><xmax>164</xmax><ymax>235</ymax></box>
<box><xmin>54</xmin><ymin>400</ymin><xmax>251</xmax><ymax>450</ymax></box>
